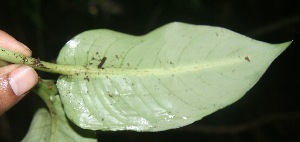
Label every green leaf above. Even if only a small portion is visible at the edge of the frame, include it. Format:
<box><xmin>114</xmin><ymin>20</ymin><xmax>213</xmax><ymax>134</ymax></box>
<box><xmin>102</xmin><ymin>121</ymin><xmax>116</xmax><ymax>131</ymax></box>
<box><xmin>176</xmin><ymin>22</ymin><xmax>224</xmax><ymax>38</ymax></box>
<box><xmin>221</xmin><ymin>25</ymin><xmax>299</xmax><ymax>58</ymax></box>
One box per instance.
<box><xmin>56</xmin><ymin>22</ymin><xmax>291</xmax><ymax>131</ymax></box>
<box><xmin>22</xmin><ymin>80</ymin><xmax>96</xmax><ymax>142</ymax></box>
<box><xmin>22</xmin><ymin>108</ymin><xmax>51</xmax><ymax>142</ymax></box>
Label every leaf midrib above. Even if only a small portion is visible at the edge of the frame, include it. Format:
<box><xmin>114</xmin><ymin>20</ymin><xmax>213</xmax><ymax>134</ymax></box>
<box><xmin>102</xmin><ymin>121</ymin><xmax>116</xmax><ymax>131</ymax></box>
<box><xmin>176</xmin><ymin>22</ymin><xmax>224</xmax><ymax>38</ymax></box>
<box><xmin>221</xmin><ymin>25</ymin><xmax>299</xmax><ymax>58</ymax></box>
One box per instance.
<box><xmin>62</xmin><ymin>57</ymin><xmax>246</xmax><ymax>76</ymax></box>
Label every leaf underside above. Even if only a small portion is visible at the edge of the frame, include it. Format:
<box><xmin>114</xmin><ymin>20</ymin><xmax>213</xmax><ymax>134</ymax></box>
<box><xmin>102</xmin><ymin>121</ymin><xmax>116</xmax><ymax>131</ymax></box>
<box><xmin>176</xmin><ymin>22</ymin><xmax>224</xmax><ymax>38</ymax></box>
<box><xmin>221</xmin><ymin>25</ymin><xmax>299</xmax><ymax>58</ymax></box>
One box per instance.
<box><xmin>56</xmin><ymin>22</ymin><xmax>290</xmax><ymax>131</ymax></box>
<box><xmin>22</xmin><ymin>81</ymin><xmax>96</xmax><ymax>142</ymax></box>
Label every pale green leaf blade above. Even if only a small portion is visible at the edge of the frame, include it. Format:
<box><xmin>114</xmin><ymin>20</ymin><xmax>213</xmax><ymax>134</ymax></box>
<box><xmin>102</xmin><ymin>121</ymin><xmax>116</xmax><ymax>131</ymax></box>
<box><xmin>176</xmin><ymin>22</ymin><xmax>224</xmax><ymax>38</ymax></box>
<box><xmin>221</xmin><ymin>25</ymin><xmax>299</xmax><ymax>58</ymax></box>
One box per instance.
<box><xmin>22</xmin><ymin>108</ymin><xmax>51</xmax><ymax>142</ymax></box>
<box><xmin>22</xmin><ymin>81</ymin><xmax>96</xmax><ymax>142</ymax></box>
<box><xmin>56</xmin><ymin>22</ymin><xmax>291</xmax><ymax>131</ymax></box>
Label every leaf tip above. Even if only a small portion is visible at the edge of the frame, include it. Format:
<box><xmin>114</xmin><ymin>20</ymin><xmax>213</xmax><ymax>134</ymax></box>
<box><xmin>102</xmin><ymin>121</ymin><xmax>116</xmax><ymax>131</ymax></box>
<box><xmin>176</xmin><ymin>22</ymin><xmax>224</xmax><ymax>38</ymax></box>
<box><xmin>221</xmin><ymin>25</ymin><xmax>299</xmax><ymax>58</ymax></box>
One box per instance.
<box><xmin>279</xmin><ymin>40</ymin><xmax>293</xmax><ymax>49</ymax></box>
<box><xmin>271</xmin><ymin>40</ymin><xmax>292</xmax><ymax>56</ymax></box>
<box><xmin>285</xmin><ymin>40</ymin><xmax>293</xmax><ymax>45</ymax></box>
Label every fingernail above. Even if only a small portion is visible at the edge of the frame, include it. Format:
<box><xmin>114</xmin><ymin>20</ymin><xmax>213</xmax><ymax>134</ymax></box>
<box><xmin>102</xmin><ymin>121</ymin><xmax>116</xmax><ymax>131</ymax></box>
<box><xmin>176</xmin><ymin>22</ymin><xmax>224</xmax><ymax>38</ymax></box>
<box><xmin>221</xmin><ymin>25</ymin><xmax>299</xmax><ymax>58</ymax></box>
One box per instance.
<box><xmin>18</xmin><ymin>41</ymin><xmax>30</xmax><ymax>50</ymax></box>
<box><xmin>8</xmin><ymin>66</ymin><xmax>38</xmax><ymax>96</ymax></box>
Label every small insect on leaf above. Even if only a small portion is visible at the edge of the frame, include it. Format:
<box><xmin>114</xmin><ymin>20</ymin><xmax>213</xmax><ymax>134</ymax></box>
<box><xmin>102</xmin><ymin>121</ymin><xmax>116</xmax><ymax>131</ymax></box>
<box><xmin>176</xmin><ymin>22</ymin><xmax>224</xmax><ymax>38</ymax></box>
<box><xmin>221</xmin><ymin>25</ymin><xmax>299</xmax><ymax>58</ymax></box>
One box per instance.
<box><xmin>98</xmin><ymin>57</ymin><xmax>107</xmax><ymax>69</ymax></box>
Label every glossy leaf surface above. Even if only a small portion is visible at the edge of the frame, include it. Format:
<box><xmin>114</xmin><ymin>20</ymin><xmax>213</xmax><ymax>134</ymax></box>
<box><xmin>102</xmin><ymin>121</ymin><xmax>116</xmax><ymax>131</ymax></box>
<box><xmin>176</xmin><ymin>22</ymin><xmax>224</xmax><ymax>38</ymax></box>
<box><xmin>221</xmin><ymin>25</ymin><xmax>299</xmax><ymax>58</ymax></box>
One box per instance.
<box><xmin>56</xmin><ymin>22</ymin><xmax>290</xmax><ymax>131</ymax></box>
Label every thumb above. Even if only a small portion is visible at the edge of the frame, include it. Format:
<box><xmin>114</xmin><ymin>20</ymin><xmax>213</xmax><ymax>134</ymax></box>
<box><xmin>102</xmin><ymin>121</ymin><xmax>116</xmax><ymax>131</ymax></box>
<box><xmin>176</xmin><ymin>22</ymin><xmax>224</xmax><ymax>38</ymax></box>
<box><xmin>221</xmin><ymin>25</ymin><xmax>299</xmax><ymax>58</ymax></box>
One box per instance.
<box><xmin>0</xmin><ymin>64</ymin><xmax>38</xmax><ymax>116</ymax></box>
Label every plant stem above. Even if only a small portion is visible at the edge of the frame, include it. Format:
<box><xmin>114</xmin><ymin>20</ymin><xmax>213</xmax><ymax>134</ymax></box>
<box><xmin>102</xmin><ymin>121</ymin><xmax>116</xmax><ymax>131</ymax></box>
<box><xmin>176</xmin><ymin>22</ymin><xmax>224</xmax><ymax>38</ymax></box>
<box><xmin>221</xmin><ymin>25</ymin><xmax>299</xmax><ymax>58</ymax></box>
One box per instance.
<box><xmin>0</xmin><ymin>47</ymin><xmax>100</xmax><ymax>75</ymax></box>
<box><xmin>32</xmin><ymin>79</ymin><xmax>58</xmax><ymax>142</ymax></box>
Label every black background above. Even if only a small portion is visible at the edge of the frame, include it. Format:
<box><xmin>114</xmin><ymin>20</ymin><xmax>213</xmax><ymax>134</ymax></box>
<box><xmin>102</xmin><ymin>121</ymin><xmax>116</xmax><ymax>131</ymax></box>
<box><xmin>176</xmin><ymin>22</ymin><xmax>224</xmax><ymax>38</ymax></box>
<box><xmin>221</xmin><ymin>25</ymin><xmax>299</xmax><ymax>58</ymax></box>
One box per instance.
<box><xmin>0</xmin><ymin>0</ymin><xmax>299</xmax><ymax>141</ymax></box>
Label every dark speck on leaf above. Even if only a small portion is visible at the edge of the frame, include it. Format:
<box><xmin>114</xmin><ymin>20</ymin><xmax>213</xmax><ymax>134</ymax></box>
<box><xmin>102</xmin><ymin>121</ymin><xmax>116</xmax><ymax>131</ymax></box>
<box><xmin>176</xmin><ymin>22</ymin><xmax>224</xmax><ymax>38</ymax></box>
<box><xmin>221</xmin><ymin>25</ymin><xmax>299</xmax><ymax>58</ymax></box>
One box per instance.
<box><xmin>84</xmin><ymin>76</ymin><xmax>90</xmax><ymax>82</ymax></box>
<box><xmin>245</xmin><ymin>56</ymin><xmax>250</xmax><ymax>62</ymax></box>
<box><xmin>108</xmin><ymin>93</ymin><xmax>113</xmax><ymax>97</ymax></box>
